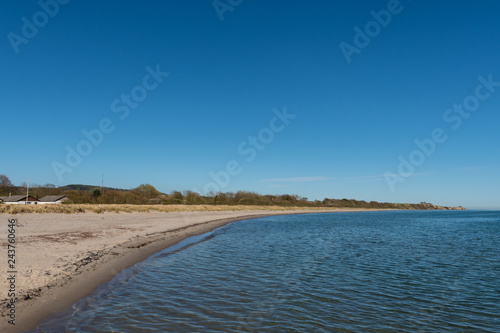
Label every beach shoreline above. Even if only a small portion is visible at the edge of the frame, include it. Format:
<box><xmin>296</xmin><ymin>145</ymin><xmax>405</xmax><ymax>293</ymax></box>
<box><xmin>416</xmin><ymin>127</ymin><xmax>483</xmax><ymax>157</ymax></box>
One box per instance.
<box><xmin>0</xmin><ymin>208</ymin><xmax>381</xmax><ymax>332</ymax></box>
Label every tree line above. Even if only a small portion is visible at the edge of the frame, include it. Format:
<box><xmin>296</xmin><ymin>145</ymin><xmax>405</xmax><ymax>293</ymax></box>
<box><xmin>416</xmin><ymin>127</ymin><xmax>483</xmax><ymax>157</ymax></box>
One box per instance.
<box><xmin>0</xmin><ymin>174</ymin><xmax>462</xmax><ymax>210</ymax></box>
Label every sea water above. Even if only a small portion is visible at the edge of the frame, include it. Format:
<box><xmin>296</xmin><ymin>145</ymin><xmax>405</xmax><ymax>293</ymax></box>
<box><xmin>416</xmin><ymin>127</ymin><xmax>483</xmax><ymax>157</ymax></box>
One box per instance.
<box><xmin>32</xmin><ymin>211</ymin><xmax>500</xmax><ymax>332</ymax></box>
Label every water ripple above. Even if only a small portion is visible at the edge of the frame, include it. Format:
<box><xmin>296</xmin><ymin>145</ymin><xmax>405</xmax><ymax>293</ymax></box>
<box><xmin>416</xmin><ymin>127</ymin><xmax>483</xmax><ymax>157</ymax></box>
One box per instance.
<box><xmin>35</xmin><ymin>211</ymin><xmax>500</xmax><ymax>332</ymax></box>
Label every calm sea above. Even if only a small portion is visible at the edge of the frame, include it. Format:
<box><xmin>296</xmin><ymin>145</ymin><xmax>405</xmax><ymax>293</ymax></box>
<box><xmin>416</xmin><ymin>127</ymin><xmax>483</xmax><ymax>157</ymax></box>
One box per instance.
<box><xmin>32</xmin><ymin>211</ymin><xmax>500</xmax><ymax>332</ymax></box>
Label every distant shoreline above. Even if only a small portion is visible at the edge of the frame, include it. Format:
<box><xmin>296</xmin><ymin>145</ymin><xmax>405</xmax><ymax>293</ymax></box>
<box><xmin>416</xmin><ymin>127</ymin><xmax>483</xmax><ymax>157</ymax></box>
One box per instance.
<box><xmin>0</xmin><ymin>203</ymin><xmax>466</xmax><ymax>215</ymax></box>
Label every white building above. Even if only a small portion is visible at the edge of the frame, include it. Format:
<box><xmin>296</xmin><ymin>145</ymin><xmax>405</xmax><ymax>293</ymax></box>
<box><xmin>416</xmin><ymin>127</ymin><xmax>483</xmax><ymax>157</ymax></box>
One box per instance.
<box><xmin>0</xmin><ymin>195</ymin><xmax>40</xmax><ymax>205</ymax></box>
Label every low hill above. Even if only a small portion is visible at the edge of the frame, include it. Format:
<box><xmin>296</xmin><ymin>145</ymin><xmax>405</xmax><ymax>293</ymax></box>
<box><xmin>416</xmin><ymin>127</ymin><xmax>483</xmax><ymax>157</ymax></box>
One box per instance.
<box><xmin>60</xmin><ymin>184</ymin><xmax>128</xmax><ymax>192</ymax></box>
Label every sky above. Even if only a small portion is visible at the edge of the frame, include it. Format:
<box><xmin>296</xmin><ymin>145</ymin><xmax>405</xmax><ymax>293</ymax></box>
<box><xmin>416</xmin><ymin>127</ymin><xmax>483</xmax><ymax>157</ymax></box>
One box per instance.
<box><xmin>2</xmin><ymin>0</ymin><xmax>500</xmax><ymax>209</ymax></box>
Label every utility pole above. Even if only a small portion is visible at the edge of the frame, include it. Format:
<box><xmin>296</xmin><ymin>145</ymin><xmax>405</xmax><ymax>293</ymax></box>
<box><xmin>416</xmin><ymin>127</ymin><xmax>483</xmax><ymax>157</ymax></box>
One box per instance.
<box><xmin>101</xmin><ymin>173</ymin><xmax>104</xmax><ymax>194</ymax></box>
<box><xmin>26</xmin><ymin>179</ymin><xmax>29</xmax><ymax>205</ymax></box>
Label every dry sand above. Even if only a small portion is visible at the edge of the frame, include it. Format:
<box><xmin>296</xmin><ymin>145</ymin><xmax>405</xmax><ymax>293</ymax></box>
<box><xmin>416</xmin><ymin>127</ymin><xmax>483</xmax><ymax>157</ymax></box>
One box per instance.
<box><xmin>0</xmin><ymin>208</ymin><xmax>371</xmax><ymax>332</ymax></box>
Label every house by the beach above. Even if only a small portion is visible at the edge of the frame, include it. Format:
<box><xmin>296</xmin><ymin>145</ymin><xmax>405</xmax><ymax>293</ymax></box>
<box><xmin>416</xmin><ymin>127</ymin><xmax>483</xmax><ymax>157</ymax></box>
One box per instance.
<box><xmin>0</xmin><ymin>195</ymin><xmax>40</xmax><ymax>205</ymax></box>
<box><xmin>39</xmin><ymin>195</ymin><xmax>70</xmax><ymax>204</ymax></box>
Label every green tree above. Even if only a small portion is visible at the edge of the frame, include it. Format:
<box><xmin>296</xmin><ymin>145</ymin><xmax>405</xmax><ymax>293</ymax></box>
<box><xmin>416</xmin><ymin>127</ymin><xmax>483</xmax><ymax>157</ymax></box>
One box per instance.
<box><xmin>93</xmin><ymin>189</ymin><xmax>102</xmax><ymax>203</ymax></box>
<box><xmin>183</xmin><ymin>190</ymin><xmax>200</xmax><ymax>204</ymax></box>
<box><xmin>135</xmin><ymin>184</ymin><xmax>162</xmax><ymax>199</ymax></box>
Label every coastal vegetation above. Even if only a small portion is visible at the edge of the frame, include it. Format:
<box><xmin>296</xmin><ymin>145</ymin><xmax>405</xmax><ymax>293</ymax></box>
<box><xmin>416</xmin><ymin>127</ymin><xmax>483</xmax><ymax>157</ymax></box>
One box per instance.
<box><xmin>0</xmin><ymin>174</ymin><xmax>464</xmax><ymax>213</ymax></box>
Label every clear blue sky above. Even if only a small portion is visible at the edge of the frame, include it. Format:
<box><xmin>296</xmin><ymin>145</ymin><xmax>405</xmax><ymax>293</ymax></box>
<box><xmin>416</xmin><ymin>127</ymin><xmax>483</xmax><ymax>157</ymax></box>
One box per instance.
<box><xmin>2</xmin><ymin>0</ymin><xmax>500</xmax><ymax>209</ymax></box>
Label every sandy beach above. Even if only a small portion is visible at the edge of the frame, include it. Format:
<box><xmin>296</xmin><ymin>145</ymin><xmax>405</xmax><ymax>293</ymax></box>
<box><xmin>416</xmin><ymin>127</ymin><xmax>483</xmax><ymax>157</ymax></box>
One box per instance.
<box><xmin>0</xmin><ymin>208</ymin><xmax>375</xmax><ymax>332</ymax></box>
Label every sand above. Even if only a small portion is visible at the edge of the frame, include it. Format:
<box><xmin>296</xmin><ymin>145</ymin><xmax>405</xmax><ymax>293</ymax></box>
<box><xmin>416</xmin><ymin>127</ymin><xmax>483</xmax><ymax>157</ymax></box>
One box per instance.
<box><xmin>0</xmin><ymin>208</ymin><xmax>370</xmax><ymax>332</ymax></box>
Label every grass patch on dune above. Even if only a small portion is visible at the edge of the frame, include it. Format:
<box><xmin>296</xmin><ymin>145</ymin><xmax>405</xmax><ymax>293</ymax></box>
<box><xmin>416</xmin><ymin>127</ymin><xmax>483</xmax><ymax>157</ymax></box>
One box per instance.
<box><xmin>0</xmin><ymin>204</ymin><xmax>351</xmax><ymax>214</ymax></box>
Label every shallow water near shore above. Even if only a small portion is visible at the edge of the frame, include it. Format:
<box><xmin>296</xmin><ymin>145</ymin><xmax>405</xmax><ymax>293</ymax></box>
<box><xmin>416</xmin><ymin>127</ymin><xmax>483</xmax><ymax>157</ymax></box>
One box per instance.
<box><xmin>31</xmin><ymin>211</ymin><xmax>499</xmax><ymax>332</ymax></box>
